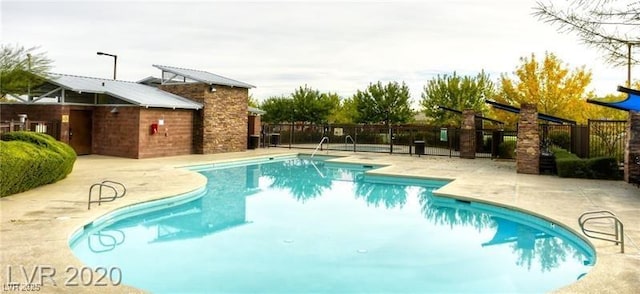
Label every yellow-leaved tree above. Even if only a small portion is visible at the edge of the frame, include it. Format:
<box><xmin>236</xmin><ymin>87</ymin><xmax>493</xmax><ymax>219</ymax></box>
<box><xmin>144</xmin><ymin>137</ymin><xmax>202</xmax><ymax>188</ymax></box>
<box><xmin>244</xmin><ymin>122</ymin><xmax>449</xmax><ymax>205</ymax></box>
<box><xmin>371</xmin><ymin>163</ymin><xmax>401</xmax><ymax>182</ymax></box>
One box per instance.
<box><xmin>492</xmin><ymin>52</ymin><xmax>593</xmax><ymax>126</ymax></box>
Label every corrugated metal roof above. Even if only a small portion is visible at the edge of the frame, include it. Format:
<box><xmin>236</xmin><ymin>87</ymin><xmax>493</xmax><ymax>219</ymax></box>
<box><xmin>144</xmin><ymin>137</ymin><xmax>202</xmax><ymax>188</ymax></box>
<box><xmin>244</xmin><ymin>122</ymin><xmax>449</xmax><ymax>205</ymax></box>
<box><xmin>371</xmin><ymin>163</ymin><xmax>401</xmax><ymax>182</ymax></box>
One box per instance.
<box><xmin>153</xmin><ymin>64</ymin><xmax>255</xmax><ymax>89</ymax></box>
<box><xmin>49</xmin><ymin>74</ymin><xmax>202</xmax><ymax>110</ymax></box>
<box><xmin>248</xmin><ymin>106</ymin><xmax>266</xmax><ymax>115</ymax></box>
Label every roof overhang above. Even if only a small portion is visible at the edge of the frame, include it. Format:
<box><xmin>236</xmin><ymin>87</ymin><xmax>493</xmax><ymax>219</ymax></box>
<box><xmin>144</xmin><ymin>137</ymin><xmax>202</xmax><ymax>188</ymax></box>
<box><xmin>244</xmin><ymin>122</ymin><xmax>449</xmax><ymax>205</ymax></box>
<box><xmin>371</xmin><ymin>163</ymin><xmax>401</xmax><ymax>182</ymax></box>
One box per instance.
<box><xmin>41</xmin><ymin>74</ymin><xmax>203</xmax><ymax>110</ymax></box>
<box><xmin>248</xmin><ymin>106</ymin><xmax>266</xmax><ymax>115</ymax></box>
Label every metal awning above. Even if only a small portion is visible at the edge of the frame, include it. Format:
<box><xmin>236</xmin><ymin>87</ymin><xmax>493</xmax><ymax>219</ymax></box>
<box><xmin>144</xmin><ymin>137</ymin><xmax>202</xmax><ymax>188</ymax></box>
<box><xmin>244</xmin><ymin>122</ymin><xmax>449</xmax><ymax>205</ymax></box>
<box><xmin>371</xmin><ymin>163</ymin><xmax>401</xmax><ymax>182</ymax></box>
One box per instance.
<box><xmin>587</xmin><ymin>86</ymin><xmax>640</xmax><ymax>111</ymax></box>
<box><xmin>485</xmin><ymin>100</ymin><xmax>576</xmax><ymax>125</ymax></box>
<box><xmin>153</xmin><ymin>65</ymin><xmax>255</xmax><ymax>89</ymax></box>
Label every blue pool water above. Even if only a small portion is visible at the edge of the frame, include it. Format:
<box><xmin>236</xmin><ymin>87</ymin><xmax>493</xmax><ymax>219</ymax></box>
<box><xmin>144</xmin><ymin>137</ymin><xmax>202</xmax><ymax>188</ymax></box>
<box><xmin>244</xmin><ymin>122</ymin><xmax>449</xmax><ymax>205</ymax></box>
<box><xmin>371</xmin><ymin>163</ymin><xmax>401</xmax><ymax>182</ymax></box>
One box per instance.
<box><xmin>70</xmin><ymin>156</ymin><xmax>594</xmax><ymax>293</ymax></box>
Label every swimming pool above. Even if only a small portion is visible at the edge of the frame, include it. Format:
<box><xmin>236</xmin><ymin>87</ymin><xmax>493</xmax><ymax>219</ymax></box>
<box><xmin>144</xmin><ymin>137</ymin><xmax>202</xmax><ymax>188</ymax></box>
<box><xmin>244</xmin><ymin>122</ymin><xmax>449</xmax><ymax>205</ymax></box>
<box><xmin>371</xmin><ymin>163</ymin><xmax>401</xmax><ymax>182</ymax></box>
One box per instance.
<box><xmin>70</xmin><ymin>155</ymin><xmax>594</xmax><ymax>293</ymax></box>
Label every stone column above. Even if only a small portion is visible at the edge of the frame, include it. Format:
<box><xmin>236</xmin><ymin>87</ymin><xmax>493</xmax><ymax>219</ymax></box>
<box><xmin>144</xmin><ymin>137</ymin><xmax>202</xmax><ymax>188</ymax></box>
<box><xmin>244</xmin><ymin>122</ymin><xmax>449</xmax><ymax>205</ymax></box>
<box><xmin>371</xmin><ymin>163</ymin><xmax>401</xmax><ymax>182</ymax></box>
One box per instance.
<box><xmin>460</xmin><ymin>109</ymin><xmax>476</xmax><ymax>159</ymax></box>
<box><xmin>624</xmin><ymin>111</ymin><xmax>640</xmax><ymax>182</ymax></box>
<box><xmin>516</xmin><ymin>104</ymin><xmax>540</xmax><ymax>174</ymax></box>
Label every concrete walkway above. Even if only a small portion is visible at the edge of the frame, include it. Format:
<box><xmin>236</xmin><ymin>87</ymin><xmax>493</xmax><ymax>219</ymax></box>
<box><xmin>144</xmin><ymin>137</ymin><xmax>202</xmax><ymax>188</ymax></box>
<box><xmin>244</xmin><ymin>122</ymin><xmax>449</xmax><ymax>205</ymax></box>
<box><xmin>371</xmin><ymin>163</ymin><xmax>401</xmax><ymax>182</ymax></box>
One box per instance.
<box><xmin>1</xmin><ymin>149</ymin><xmax>639</xmax><ymax>293</ymax></box>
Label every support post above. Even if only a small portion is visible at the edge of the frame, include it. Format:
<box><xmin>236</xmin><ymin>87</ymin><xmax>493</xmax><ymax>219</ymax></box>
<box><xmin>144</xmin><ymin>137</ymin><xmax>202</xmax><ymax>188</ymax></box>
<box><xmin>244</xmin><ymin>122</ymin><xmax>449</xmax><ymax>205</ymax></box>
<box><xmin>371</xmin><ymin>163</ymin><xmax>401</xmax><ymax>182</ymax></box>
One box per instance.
<box><xmin>516</xmin><ymin>104</ymin><xmax>540</xmax><ymax>174</ymax></box>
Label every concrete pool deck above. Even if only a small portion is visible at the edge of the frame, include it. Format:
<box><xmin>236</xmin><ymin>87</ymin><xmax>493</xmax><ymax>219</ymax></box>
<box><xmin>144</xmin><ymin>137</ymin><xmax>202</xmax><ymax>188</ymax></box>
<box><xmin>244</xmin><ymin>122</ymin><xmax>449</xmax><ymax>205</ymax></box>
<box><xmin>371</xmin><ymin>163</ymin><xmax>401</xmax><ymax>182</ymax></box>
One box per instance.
<box><xmin>1</xmin><ymin>149</ymin><xmax>639</xmax><ymax>293</ymax></box>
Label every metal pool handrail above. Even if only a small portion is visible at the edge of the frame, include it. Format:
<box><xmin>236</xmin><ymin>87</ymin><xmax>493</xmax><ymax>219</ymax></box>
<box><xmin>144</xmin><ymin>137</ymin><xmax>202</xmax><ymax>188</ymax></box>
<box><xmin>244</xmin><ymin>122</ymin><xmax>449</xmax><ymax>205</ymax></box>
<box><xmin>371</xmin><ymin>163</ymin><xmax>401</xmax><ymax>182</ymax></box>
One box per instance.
<box><xmin>578</xmin><ymin>210</ymin><xmax>624</xmax><ymax>253</ymax></box>
<box><xmin>88</xmin><ymin>180</ymin><xmax>127</xmax><ymax>210</ymax></box>
<box><xmin>345</xmin><ymin>135</ymin><xmax>355</xmax><ymax>152</ymax></box>
<box><xmin>311</xmin><ymin>136</ymin><xmax>329</xmax><ymax>158</ymax></box>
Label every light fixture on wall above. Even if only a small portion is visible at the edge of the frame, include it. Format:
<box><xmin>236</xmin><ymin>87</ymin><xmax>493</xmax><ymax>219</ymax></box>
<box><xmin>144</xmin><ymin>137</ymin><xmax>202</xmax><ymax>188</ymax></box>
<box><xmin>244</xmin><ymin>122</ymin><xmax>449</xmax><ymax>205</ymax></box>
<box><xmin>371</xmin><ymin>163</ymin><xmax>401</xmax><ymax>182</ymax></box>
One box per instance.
<box><xmin>209</xmin><ymin>85</ymin><xmax>216</xmax><ymax>92</ymax></box>
<box><xmin>110</xmin><ymin>107</ymin><xmax>119</xmax><ymax>114</ymax></box>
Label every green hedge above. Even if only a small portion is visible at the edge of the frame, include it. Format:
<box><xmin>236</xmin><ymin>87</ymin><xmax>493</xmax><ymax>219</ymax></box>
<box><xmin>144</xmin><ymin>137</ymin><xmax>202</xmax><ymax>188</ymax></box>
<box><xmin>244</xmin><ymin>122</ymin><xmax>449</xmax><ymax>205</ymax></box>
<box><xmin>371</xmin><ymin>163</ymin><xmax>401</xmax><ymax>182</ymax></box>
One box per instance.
<box><xmin>498</xmin><ymin>140</ymin><xmax>516</xmax><ymax>159</ymax></box>
<box><xmin>0</xmin><ymin>132</ymin><xmax>76</xmax><ymax>197</ymax></box>
<box><xmin>552</xmin><ymin>147</ymin><xmax>621</xmax><ymax>180</ymax></box>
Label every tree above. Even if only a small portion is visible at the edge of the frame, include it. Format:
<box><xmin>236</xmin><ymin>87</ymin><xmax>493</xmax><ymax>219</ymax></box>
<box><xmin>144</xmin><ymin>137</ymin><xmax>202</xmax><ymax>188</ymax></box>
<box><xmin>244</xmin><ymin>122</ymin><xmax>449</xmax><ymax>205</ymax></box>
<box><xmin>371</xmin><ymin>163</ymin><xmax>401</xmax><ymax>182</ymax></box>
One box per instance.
<box><xmin>352</xmin><ymin>81</ymin><xmax>413</xmax><ymax>126</ymax></box>
<box><xmin>493</xmin><ymin>52</ymin><xmax>593</xmax><ymax>125</ymax></box>
<box><xmin>534</xmin><ymin>1</ymin><xmax>639</xmax><ymax>69</ymax></box>
<box><xmin>328</xmin><ymin>96</ymin><xmax>358</xmax><ymax>124</ymax></box>
<box><xmin>420</xmin><ymin>71</ymin><xmax>495</xmax><ymax>126</ymax></box>
<box><xmin>0</xmin><ymin>44</ymin><xmax>53</xmax><ymax>100</ymax></box>
<box><xmin>291</xmin><ymin>85</ymin><xmax>335</xmax><ymax>124</ymax></box>
<box><xmin>260</xmin><ymin>96</ymin><xmax>293</xmax><ymax>123</ymax></box>
<box><xmin>248</xmin><ymin>94</ymin><xmax>259</xmax><ymax>108</ymax></box>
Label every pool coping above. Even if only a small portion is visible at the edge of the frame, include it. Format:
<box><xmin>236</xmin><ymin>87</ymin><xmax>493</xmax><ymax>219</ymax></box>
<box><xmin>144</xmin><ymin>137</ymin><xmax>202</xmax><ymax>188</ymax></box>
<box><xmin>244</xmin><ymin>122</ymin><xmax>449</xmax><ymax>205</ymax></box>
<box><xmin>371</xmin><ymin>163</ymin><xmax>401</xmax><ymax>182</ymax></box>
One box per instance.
<box><xmin>1</xmin><ymin>150</ymin><xmax>638</xmax><ymax>293</ymax></box>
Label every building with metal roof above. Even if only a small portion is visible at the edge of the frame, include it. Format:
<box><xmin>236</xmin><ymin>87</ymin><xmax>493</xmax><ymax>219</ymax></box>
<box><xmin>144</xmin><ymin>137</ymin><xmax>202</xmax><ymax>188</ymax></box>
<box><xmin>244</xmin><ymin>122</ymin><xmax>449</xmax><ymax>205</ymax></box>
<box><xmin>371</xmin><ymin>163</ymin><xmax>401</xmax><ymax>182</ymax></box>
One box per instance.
<box><xmin>1</xmin><ymin>65</ymin><xmax>260</xmax><ymax>159</ymax></box>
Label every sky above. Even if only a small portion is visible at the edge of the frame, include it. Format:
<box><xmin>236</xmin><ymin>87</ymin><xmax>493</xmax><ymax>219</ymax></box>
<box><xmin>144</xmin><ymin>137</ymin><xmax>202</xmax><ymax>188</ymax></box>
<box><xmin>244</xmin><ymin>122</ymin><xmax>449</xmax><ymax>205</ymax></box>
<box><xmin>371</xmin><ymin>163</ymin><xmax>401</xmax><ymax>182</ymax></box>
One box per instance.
<box><xmin>2</xmin><ymin>0</ymin><xmax>638</xmax><ymax>107</ymax></box>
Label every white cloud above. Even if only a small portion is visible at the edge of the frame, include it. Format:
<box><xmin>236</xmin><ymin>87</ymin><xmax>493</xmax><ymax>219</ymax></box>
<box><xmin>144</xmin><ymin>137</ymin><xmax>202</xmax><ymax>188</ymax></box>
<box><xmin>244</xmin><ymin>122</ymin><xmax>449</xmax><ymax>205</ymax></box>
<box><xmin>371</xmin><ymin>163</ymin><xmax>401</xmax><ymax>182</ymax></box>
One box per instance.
<box><xmin>2</xmin><ymin>0</ymin><xmax>637</xmax><ymax>108</ymax></box>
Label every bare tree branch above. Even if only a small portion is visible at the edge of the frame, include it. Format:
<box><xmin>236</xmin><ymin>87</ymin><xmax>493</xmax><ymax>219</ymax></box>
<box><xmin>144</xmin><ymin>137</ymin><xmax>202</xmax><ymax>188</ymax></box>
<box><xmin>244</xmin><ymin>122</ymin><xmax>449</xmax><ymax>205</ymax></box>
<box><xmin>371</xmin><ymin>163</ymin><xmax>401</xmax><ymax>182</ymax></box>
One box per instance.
<box><xmin>534</xmin><ymin>0</ymin><xmax>640</xmax><ymax>67</ymax></box>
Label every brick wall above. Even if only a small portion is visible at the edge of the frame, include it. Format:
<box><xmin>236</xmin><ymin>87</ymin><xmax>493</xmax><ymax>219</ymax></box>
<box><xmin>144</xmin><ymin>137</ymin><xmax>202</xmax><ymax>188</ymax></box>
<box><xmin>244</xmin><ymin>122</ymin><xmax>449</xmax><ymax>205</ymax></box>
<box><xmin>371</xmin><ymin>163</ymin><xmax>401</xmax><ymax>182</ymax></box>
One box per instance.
<box><xmin>0</xmin><ymin>103</ymin><xmax>70</xmax><ymax>142</ymax></box>
<box><xmin>625</xmin><ymin>111</ymin><xmax>640</xmax><ymax>182</ymax></box>
<box><xmin>516</xmin><ymin>104</ymin><xmax>540</xmax><ymax>174</ymax></box>
<box><xmin>93</xmin><ymin>106</ymin><xmax>140</xmax><ymax>158</ymax></box>
<box><xmin>159</xmin><ymin>83</ymin><xmax>206</xmax><ymax>153</ymax></box>
<box><xmin>138</xmin><ymin>108</ymin><xmax>194</xmax><ymax>158</ymax></box>
<box><xmin>248</xmin><ymin>115</ymin><xmax>261</xmax><ymax>136</ymax></box>
<box><xmin>460</xmin><ymin>109</ymin><xmax>476</xmax><ymax>159</ymax></box>
<box><xmin>160</xmin><ymin>83</ymin><xmax>248</xmax><ymax>154</ymax></box>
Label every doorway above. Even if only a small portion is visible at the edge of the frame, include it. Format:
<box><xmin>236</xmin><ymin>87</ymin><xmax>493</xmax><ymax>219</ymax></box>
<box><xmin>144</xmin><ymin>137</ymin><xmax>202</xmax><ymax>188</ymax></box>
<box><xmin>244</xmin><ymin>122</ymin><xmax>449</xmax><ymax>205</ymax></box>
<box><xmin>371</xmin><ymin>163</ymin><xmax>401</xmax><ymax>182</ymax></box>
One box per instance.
<box><xmin>69</xmin><ymin>110</ymin><xmax>93</xmax><ymax>155</ymax></box>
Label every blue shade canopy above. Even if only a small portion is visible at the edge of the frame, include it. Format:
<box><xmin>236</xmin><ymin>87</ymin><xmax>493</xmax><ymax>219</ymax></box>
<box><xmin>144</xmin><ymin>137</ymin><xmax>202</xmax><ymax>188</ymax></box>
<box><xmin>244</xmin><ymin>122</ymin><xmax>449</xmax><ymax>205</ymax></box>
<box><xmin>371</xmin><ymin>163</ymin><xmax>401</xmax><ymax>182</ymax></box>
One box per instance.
<box><xmin>587</xmin><ymin>86</ymin><xmax>640</xmax><ymax>111</ymax></box>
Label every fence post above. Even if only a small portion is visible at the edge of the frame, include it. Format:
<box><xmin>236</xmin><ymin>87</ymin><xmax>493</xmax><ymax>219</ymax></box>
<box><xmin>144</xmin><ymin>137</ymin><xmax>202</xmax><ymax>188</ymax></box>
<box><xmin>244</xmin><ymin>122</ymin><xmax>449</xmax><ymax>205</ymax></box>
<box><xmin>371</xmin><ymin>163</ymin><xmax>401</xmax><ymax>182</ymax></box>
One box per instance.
<box><xmin>389</xmin><ymin>126</ymin><xmax>394</xmax><ymax>154</ymax></box>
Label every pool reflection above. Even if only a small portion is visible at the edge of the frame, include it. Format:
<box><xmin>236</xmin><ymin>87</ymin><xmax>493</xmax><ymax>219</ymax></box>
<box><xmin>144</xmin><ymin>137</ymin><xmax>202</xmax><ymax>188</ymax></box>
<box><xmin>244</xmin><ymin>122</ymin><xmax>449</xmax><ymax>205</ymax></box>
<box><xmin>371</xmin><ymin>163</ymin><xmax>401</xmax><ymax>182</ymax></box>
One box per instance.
<box><xmin>82</xmin><ymin>158</ymin><xmax>593</xmax><ymax>275</ymax></box>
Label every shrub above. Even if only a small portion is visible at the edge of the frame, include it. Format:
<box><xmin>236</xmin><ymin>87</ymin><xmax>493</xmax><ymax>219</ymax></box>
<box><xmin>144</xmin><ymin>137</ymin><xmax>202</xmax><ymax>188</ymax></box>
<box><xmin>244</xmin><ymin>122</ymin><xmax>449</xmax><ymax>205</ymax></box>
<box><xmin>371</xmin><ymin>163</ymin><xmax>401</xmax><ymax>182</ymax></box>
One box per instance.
<box><xmin>551</xmin><ymin>147</ymin><xmax>621</xmax><ymax>180</ymax></box>
<box><xmin>555</xmin><ymin>158</ymin><xmax>591</xmax><ymax>178</ymax></box>
<box><xmin>549</xmin><ymin>131</ymin><xmax>571</xmax><ymax>150</ymax></box>
<box><xmin>498</xmin><ymin>140</ymin><xmax>516</xmax><ymax>159</ymax></box>
<box><xmin>588</xmin><ymin>157</ymin><xmax>621</xmax><ymax>180</ymax></box>
<box><xmin>0</xmin><ymin>132</ymin><xmax>76</xmax><ymax>197</ymax></box>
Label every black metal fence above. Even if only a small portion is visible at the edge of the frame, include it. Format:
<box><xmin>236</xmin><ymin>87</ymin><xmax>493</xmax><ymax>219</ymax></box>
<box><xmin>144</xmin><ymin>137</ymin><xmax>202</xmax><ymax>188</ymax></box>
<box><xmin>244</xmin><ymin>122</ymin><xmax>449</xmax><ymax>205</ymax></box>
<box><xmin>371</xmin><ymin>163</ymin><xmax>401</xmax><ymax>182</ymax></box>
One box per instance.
<box><xmin>539</xmin><ymin>120</ymin><xmax>627</xmax><ymax>162</ymax></box>
<box><xmin>588</xmin><ymin>120</ymin><xmax>627</xmax><ymax>162</ymax></box>
<box><xmin>262</xmin><ymin>123</ymin><xmax>515</xmax><ymax>159</ymax></box>
<box><xmin>265</xmin><ymin>120</ymin><xmax>628</xmax><ymax>162</ymax></box>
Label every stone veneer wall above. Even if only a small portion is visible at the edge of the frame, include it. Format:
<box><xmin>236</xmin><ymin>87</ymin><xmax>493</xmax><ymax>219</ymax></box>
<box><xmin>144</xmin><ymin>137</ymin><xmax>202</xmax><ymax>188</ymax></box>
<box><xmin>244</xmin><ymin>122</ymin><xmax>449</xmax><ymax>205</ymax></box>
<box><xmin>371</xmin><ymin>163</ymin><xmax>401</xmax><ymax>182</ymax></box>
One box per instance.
<box><xmin>516</xmin><ymin>103</ymin><xmax>540</xmax><ymax>174</ymax></box>
<box><xmin>160</xmin><ymin>83</ymin><xmax>248</xmax><ymax>154</ymax></box>
<box><xmin>204</xmin><ymin>85</ymin><xmax>248</xmax><ymax>153</ymax></box>
<box><xmin>625</xmin><ymin>111</ymin><xmax>640</xmax><ymax>182</ymax></box>
<box><xmin>460</xmin><ymin>109</ymin><xmax>476</xmax><ymax>159</ymax></box>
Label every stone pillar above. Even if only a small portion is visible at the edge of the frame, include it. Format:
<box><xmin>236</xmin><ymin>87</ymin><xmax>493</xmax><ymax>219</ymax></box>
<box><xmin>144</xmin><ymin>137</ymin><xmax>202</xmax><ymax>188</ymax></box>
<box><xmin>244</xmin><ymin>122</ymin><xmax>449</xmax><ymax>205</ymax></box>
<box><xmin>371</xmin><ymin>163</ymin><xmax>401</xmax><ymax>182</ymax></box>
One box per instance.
<box><xmin>460</xmin><ymin>109</ymin><xmax>476</xmax><ymax>159</ymax></box>
<box><xmin>624</xmin><ymin>111</ymin><xmax>640</xmax><ymax>182</ymax></box>
<box><xmin>516</xmin><ymin>104</ymin><xmax>540</xmax><ymax>174</ymax></box>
